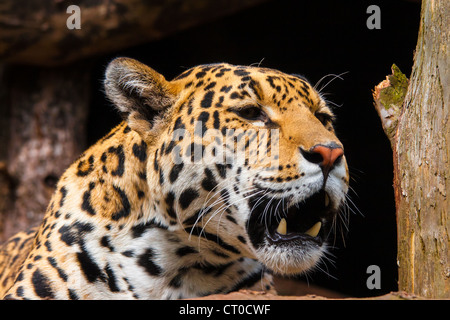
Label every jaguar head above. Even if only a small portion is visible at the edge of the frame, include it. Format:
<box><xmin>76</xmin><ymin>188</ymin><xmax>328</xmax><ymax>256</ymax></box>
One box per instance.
<box><xmin>105</xmin><ymin>57</ymin><xmax>349</xmax><ymax>276</ymax></box>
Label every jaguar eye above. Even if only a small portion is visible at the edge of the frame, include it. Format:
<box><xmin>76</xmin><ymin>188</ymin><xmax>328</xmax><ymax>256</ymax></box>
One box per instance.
<box><xmin>315</xmin><ymin>112</ymin><xmax>333</xmax><ymax>125</ymax></box>
<box><xmin>234</xmin><ymin>105</ymin><xmax>264</xmax><ymax>121</ymax></box>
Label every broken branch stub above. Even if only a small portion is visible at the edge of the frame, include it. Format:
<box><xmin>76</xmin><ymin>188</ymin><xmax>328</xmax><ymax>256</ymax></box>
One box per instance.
<box><xmin>372</xmin><ymin>64</ymin><xmax>409</xmax><ymax>147</ymax></box>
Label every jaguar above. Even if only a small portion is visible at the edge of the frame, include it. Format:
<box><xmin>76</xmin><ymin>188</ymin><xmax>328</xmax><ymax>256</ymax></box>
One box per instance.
<box><xmin>0</xmin><ymin>58</ymin><xmax>349</xmax><ymax>299</ymax></box>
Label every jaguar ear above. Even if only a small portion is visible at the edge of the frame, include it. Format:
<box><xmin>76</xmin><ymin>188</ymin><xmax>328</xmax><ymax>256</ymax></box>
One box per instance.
<box><xmin>104</xmin><ymin>57</ymin><xmax>178</xmax><ymax>135</ymax></box>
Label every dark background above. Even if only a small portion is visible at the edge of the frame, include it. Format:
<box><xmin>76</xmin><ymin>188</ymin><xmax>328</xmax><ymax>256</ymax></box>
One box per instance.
<box><xmin>87</xmin><ymin>0</ymin><xmax>421</xmax><ymax>297</ymax></box>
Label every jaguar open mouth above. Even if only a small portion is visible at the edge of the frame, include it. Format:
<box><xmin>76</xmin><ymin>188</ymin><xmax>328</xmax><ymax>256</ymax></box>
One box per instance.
<box><xmin>247</xmin><ymin>189</ymin><xmax>333</xmax><ymax>248</ymax></box>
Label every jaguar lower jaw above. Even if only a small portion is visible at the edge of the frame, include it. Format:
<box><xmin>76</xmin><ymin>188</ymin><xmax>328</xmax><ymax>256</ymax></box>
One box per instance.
<box><xmin>255</xmin><ymin>238</ymin><xmax>326</xmax><ymax>275</ymax></box>
<box><xmin>247</xmin><ymin>190</ymin><xmax>336</xmax><ymax>275</ymax></box>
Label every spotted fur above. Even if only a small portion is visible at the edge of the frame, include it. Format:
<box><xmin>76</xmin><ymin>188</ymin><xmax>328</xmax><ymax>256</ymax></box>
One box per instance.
<box><xmin>0</xmin><ymin>58</ymin><xmax>349</xmax><ymax>299</ymax></box>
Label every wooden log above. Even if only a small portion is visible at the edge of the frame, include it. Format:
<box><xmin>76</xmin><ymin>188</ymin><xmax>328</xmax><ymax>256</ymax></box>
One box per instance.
<box><xmin>0</xmin><ymin>0</ymin><xmax>267</xmax><ymax>66</ymax></box>
<box><xmin>189</xmin><ymin>289</ymin><xmax>424</xmax><ymax>300</ymax></box>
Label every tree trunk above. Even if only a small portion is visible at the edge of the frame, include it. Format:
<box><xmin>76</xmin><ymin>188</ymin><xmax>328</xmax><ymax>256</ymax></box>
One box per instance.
<box><xmin>373</xmin><ymin>0</ymin><xmax>449</xmax><ymax>298</ymax></box>
<box><xmin>0</xmin><ymin>62</ymin><xmax>91</xmax><ymax>242</ymax></box>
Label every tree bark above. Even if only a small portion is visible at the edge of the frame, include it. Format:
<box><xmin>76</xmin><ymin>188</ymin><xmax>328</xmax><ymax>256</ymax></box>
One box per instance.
<box><xmin>373</xmin><ymin>0</ymin><xmax>449</xmax><ymax>298</ymax></box>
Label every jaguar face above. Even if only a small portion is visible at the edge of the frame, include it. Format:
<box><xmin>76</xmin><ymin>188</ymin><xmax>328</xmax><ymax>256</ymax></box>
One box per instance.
<box><xmin>158</xmin><ymin>64</ymin><xmax>350</xmax><ymax>275</ymax></box>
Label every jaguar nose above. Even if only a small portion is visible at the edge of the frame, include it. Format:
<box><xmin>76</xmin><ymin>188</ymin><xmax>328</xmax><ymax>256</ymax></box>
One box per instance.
<box><xmin>300</xmin><ymin>143</ymin><xmax>344</xmax><ymax>181</ymax></box>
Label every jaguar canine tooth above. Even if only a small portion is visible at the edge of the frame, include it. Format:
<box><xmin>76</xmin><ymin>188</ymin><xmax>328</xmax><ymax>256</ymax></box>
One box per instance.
<box><xmin>305</xmin><ymin>221</ymin><xmax>322</xmax><ymax>237</ymax></box>
<box><xmin>277</xmin><ymin>218</ymin><xmax>287</xmax><ymax>235</ymax></box>
<box><xmin>325</xmin><ymin>193</ymin><xmax>330</xmax><ymax>207</ymax></box>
